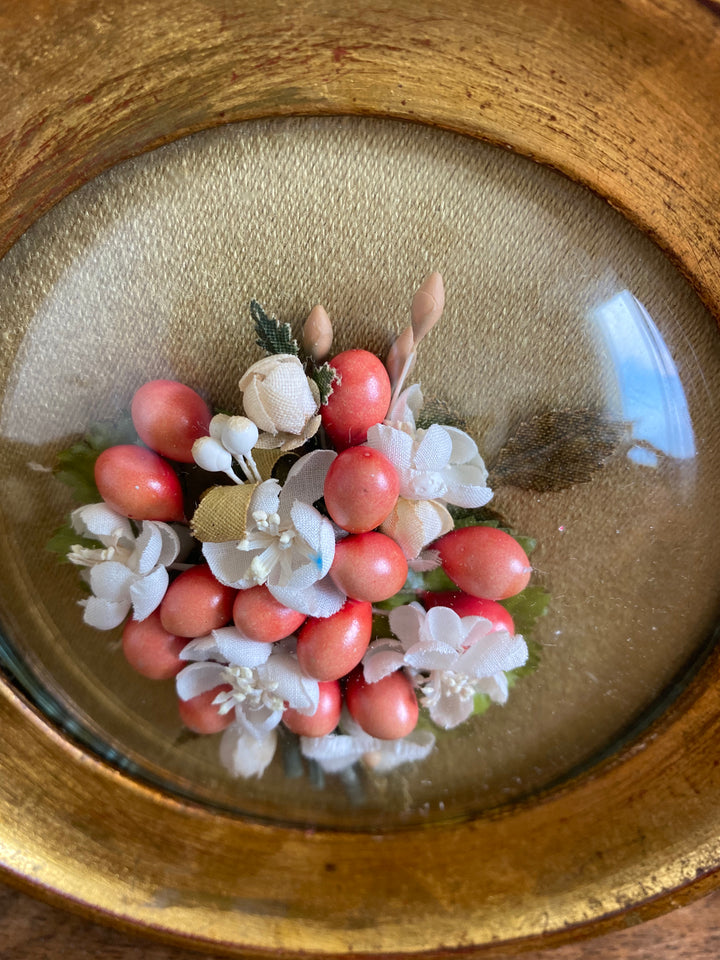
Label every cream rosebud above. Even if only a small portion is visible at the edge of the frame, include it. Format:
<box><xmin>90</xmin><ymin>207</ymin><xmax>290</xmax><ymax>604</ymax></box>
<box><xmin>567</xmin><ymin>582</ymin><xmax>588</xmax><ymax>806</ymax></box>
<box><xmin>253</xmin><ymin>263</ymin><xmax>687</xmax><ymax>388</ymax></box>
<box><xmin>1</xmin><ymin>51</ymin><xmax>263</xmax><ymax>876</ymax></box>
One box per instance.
<box><xmin>192</xmin><ymin>436</ymin><xmax>233</xmax><ymax>474</ymax></box>
<box><xmin>239</xmin><ymin>354</ymin><xmax>320</xmax><ymax>436</ymax></box>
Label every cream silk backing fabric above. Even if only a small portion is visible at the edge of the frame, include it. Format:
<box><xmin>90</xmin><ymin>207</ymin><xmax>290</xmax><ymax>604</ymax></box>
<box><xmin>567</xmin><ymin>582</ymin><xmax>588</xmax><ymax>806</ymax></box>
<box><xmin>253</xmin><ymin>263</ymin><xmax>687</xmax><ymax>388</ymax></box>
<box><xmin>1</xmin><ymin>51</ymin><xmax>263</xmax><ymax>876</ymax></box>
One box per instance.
<box><xmin>0</xmin><ymin>117</ymin><xmax>718</xmax><ymax>824</ymax></box>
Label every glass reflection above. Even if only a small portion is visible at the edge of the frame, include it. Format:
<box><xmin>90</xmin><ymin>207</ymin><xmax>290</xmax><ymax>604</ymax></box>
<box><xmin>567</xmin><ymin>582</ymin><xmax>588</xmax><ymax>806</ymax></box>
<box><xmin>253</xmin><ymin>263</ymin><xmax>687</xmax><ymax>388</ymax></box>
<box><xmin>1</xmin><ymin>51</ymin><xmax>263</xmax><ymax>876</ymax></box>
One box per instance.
<box><xmin>593</xmin><ymin>290</ymin><xmax>695</xmax><ymax>467</ymax></box>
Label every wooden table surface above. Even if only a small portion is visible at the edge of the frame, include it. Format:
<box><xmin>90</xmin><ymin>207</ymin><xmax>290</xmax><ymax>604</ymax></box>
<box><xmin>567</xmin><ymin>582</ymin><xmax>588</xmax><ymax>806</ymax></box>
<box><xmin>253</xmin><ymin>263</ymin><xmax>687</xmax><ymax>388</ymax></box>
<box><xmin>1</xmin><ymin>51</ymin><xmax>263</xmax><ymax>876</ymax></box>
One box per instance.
<box><xmin>2</xmin><ymin>880</ymin><xmax>719</xmax><ymax>959</ymax></box>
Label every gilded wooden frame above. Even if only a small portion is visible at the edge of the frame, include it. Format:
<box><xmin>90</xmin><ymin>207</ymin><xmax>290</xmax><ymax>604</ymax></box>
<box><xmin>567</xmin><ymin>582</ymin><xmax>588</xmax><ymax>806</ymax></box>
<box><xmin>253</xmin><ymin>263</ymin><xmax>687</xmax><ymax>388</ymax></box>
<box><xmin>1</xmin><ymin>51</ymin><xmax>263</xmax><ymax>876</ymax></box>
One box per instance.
<box><xmin>1</xmin><ymin>0</ymin><xmax>719</xmax><ymax>955</ymax></box>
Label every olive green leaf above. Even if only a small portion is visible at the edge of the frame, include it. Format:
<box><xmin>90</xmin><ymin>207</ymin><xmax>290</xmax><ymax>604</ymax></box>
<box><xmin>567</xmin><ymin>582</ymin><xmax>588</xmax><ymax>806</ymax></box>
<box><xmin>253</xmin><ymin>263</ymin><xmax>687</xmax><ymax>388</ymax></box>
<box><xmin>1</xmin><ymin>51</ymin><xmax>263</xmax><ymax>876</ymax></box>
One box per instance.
<box><xmin>310</xmin><ymin>361</ymin><xmax>339</xmax><ymax>405</ymax></box>
<box><xmin>54</xmin><ymin>415</ymin><xmax>137</xmax><ymax>503</ymax></box>
<box><xmin>415</xmin><ymin>396</ymin><xmax>468</xmax><ymax>431</ymax></box>
<box><xmin>250</xmin><ymin>300</ymin><xmax>299</xmax><ymax>356</ymax></box>
<box><xmin>488</xmin><ymin>409</ymin><xmax>624</xmax><ymax>492</ymax></box>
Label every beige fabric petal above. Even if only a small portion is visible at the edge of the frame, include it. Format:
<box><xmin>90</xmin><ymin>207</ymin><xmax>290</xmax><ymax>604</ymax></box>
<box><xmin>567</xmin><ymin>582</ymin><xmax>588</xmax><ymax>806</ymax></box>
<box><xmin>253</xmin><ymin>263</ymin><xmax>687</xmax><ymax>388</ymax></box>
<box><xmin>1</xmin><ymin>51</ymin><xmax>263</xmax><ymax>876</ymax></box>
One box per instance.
<box><xmin>381</xmin><ymin>497</ymin><xmax>454</xmax><ymax>559</ymax></box>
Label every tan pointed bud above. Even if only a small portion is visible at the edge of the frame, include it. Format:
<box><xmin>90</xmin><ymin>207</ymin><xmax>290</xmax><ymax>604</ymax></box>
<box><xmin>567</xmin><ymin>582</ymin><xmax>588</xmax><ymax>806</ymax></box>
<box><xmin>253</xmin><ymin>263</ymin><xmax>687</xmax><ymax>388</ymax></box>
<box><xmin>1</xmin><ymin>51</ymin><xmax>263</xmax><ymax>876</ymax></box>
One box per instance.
<box><xmin>385</xmin><ymin>325</ymin><xmax>415</xmax><ymax>387</ymax></box>
<box><xmin>302</xmin><ymin>304</ymin><xmax>333</xmax><ymax>362</ymax></box>
<box><xmin>411</xmin><ymin>271</ymin><xmax>445</xmax><ymax>344</ymax></box>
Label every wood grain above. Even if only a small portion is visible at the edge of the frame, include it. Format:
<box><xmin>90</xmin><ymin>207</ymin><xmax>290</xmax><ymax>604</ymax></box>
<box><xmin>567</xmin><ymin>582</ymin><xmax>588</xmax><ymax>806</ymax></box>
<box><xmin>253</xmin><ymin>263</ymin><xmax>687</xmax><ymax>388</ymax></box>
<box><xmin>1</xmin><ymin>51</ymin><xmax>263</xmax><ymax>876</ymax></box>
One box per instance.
<box><xmin>3</xmin><ymin>881</ymin><xmax>720</xmax><ymax>959</ymax></box>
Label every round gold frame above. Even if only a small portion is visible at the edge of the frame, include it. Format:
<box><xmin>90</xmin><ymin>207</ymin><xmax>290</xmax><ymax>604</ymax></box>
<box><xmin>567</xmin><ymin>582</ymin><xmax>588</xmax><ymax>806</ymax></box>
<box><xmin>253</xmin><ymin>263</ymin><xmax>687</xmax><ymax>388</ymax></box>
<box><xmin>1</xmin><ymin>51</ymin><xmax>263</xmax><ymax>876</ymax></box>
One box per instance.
<box><xmin>1</xmin><ymin>1</ymin><xmax>719</xmax><ymax>955</ymax></box>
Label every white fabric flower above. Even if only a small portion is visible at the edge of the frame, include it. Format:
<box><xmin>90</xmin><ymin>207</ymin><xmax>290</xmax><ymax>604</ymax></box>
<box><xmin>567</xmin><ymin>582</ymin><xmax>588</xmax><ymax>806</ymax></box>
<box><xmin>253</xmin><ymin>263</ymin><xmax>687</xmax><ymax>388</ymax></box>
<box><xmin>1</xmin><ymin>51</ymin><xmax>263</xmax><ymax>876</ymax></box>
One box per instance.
<box><xmin>69</xmin><ymin>503</ymin><xmax>180</xmax><ymax>630</ymax></box>
<box><xmin>363</xmin><ymin>603</ymin><xmax>528</xmax><ymax>729</ymax></box>
<box><xmin>202</xmin><ymin>450</ymin><xmax>344</xmax><ymax>617</ymax></box>
<box><xmin>177</xmin><ymin>630</ymin><xmax>319</xmax><ymax>739</ymax></box>
<box><xmin>300</xmin><ymin>709</ymin><xmax>435</xmax><ymax>773</ymax></box>
<box><xmin>367</xmin><ymin>387</ymin><xmax>492</xmax><ymax>507</ymax></box>
<box><xmin>366</xmin><ymin>385</ymin><xmax>492</xmax><ymax>560</ymax></box>
<box><xmin>239</xmin><ymin>354</ymin><xmax>321</xmax><ymax>450</ymax></box>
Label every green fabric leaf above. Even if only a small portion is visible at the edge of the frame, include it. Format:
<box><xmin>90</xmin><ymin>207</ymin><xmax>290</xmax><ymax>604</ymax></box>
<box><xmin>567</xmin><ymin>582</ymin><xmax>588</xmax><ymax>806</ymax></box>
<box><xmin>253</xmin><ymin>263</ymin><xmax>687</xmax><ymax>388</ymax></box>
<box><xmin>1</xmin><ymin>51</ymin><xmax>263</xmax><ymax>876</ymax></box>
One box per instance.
<box><xmin>472</xmin><ymin>692</ymin><xmax>491</xmax><ymax>716</ymax></box>
<box><xmin>250</xmin><ymin>300</ymin><xmax>299</xmax><ymax>356</ymax></box>
<box><xmin>417</xmin><ymin>566</ymin><xmax>456</xmax><ymax>593</ymax></box>
<box><xmin>489</xmin><ymin>409</ymin><xmax>624</xmax><ymax>492</ymax></box>
<box><xmin>311</xmin><ymin>361</ymin><xmax>339</xmax><ymax>405</ymax></box>
<box><xmin>501</xmin><ymin>585</ymin><xmax>551</xmax><ymax>636</ymax></box>
<box><xmin>46</xmin><ymin>520</ymin><xmax>101</xmax><ymax>565</ymax></box>
<box><xmin>509</xmin><ymin>637</ymin><xmax>543</xmax><ymax>679</ymax></box>
<box><xmin>54</xmin><ymin>415</ymin><xmax>137</xmax><ymax>503</ymax></box>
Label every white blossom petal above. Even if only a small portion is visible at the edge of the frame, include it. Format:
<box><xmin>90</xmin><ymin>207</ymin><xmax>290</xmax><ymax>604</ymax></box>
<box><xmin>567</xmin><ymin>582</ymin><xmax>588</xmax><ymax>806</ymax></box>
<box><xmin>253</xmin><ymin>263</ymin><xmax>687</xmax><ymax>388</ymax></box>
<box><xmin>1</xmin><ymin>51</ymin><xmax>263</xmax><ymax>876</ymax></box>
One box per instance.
<box><xmin>132</xmin><ymin>523</ymin><xmax>165</xmax><ymax>575</ymax></box>
<box><xmin>71</xmin><ymin>503</ymin><xmax>134</xmax><ymax>540</ymax></box>
<box><xmin>425</xmin><ymin>606</ymin><xmax>466</xmax><ymax>650</ymax></box>
<box><xmin>413</xmin><ymin>424</ymin><xmax>453</xmax><ymax>473</ymax></box>
<box><xmin>457</xmin><ymin>632</ymin><xmax>528</xmax><ymax>678</ymax></box>
<box><xmin>219</xmin><ymin>725</ymin><xmax>277</xmax><ymax>778</ymax></box>
<box><xmin>249</xmin><ymin>479</ymin><xmax>282</xmax><ymax>516</ymax></box>
<box><xmin>82</xmin><ymin>595</ymin><xmax>130</xmax><ymax>630</ymax></box>
<box><xmin>129</xmin><ymin>565</ymin><xmax>169</xmax><ymax>621</ymax></box>
<box><xmin>269</xmin><ymin>575</ymin><xmax>345</xmax><ymax>618</ymax></box>
<box><xmin>131</xmin><ymin>521</ymin><xmax>179</xmax><ymax>576</ymax></box>
<box><xmin>260</xmin><ymin>652</ymin><xmax>319</xmax><ymax>713</ymax></box>
<box><xmin>179</xmin><ymin>635</ymin><xmax>221</xmax><ymax>661</ymax></box>
<box><xmin>442</xmin><ymin>465</ymin><xmax>494</xmax><ymax>508</ymax></box>
<box><xmin>155</xmin><ymin>522</ymin><xmax>182</xmax><ymax>568</ymax></box>
<box><xmin>388</xmin><ymin>602</ymin><xmax>426</xmax><ymax>647</ymax></box>
<box><xmin>404</xmin><ymin>639</ymin><xmax>459</xmax><ymax>672</ymax></box>
<box><xmin>426</xmin><ymin>688</ymin><xmax>474</xmax><ymax>729</ymax></box>
<box><xmin>176</xmin><ymin>661</ymin><xmax>227</xmax><ymax>701</ymax></box>
<box><xmin>202</xmin><ymin>540</ymin><xmax>256</xmax><ymax>589</ymax></box>
<box><xmin>88</xmin><ymin>561</ymin><xmax>135</xmax><ymax>602</ymax></box>
<box><xmin>475</xmin><ymin>673</ymin><xmax>509</xmax><ymax>704</ymax></box>
<box><xmin>280</xmin><ymin>450</ymin><xmax>336</xmax><ymax>510</ymax></box>
<box><xmin>366</xmin><ymin>423</ymin><xmax>413</xmax><ymax>469</ymax></box>
<box><xmin>442</xmin><ymin>426</ymin><xmax>480</xmax><ymax>465</ymax></box>
<box><xmin>362</xmin><ymin>639</ymin><xmax>406</xmax><ymax>682</ymax></box>
<box><xmin>213</xmin><ymin>627</ymin><xmax>273</xmax><ymax>667</ymax></box>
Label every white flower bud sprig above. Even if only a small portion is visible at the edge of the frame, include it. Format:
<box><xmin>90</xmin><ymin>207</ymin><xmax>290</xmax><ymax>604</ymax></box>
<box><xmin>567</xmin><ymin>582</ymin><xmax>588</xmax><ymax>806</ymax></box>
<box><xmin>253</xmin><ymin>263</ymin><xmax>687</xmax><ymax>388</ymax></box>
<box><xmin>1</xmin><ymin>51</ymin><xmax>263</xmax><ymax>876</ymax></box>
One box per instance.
<box><xmin>192</xmin><ymin>414</ymin><xmax>262</xmax><ymax>485</ymax></box>
<box><xmin>387</xmin><ymin>272</ymin><xmax>445</xmax><ymax>414</ymax></box>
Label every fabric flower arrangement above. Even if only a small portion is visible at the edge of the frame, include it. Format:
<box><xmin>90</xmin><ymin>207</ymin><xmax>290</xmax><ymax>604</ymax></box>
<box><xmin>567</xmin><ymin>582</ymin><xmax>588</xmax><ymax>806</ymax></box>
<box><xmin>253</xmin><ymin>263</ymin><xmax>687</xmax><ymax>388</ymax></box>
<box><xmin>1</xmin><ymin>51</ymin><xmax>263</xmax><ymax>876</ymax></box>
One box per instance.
<box><xmin>51</xmin><ymin>275</ymin><xmax>545</xmax><ymax>781</ymax></box>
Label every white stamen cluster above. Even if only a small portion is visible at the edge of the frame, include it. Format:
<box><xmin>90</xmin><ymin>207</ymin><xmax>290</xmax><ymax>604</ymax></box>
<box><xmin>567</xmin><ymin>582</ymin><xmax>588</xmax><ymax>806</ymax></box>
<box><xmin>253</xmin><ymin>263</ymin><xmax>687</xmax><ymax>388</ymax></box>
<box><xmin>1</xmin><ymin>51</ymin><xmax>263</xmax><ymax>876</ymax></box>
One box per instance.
<box><xmin>213</xmin><ymin>665</ymin><xmax>284</xmax><ymax>715</ymax></box>
<box><xmin>423</xmin><ymin>671</ymin><xmax>476</xmax><ymax>704</ymax></box>
<box><xmin>237</xmin><ymin>508</ymin><xmax>318</xmax><ymax>587</ymax></box>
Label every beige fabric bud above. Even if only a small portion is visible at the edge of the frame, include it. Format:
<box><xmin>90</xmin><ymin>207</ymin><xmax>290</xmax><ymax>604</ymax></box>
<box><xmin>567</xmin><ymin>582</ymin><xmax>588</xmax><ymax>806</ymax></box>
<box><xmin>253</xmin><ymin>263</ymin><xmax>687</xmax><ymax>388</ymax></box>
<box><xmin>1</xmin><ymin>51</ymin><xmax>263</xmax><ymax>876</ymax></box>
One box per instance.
<box><xmin>302</xmin><ymin>304</ymin><xmax>333</xmax><ymax>362</ymax></box>
<box><xmin>411</xmin><ymin>272</ymin><xmax>445</xmax><ymax>344</ymax></box>
<box><xmin>385</xmin><ymin>326</ymin><xmax>415</xmax><ymax>389</ymax></box>
<box><xmin>239</xmin><ymin>354</ymin><xmax>320</xmax><ymax>436</ymax></box>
